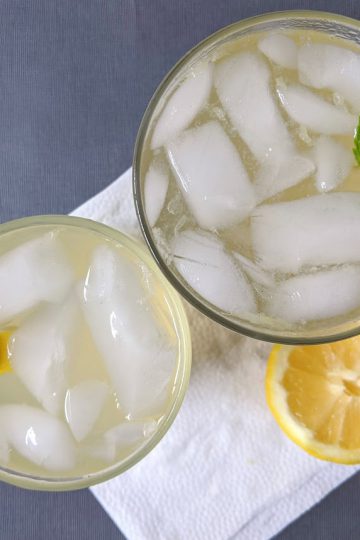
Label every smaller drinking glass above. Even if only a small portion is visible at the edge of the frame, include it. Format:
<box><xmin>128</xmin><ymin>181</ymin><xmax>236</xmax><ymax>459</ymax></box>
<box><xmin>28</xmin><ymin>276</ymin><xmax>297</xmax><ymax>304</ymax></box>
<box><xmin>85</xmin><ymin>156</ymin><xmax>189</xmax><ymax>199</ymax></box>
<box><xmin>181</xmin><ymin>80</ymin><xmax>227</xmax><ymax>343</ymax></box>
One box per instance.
<box><xmin>0</xmin><ymin>215</ymin><xmax>191</xmax><ymax>491</ymax></box>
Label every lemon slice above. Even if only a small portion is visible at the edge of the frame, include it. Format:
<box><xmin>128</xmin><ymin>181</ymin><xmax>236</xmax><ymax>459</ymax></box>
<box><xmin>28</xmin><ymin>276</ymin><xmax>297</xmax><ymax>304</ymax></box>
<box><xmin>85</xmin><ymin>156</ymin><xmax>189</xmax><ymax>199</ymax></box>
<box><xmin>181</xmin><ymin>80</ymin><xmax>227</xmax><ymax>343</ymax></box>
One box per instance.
<box><xmin>0</xmin><ymin>330</ymin><xmax>12</xmax><ymax>375</ymax></box>
<box><xmin>266</xmin><ymin>337</ymin><xmax>360</xmax><ymax>464</ymax></box>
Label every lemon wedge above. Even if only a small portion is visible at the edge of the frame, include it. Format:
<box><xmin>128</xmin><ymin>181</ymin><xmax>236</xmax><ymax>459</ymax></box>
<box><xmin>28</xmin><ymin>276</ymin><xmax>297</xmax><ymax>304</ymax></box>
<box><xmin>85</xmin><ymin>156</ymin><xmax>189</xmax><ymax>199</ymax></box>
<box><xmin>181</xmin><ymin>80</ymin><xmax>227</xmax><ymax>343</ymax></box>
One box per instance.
<box><xmin>266</xmin><ymin>337</ymin><xmax>360</xmax><ymax>464</ymax></box>
<box><xmin>0</xmin><ymin>330</ymin><xmax>12</xmax><ymax>375</ymax></box>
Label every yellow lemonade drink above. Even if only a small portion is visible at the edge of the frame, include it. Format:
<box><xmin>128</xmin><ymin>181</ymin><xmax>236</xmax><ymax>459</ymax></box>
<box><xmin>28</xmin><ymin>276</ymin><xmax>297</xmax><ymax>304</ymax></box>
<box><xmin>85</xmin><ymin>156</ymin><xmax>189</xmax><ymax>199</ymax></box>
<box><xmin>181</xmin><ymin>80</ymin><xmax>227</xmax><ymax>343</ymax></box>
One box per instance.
<box><xmin>0</xmin><ymin>217</ymin><xmax>190</xmax><ymax>488</ymax></box>
<box><xmin>137</xmin><ymin>18</ymin><xmax>360</xmax><ymax>341</ymax></box>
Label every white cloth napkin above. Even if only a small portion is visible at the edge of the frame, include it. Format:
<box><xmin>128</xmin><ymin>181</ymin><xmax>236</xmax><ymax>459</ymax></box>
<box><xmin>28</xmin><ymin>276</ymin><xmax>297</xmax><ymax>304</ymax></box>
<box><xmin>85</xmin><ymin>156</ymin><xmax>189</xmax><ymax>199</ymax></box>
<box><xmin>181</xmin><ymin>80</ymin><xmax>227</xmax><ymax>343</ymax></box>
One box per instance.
<box><xmin>72</xmin><ymin>168</ymin><xmax>358</xmax><ymax>540</ymax></box>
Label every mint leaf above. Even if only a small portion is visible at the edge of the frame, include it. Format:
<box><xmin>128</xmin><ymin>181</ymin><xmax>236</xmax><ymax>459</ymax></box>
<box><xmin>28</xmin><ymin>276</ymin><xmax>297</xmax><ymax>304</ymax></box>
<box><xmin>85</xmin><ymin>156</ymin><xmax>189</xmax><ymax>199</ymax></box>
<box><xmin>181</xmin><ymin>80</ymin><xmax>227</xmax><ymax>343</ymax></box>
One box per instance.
<box><xmin>353</xmin><ymin>115</ymin><xmax>360</xmax><ymax>165</ymax></box>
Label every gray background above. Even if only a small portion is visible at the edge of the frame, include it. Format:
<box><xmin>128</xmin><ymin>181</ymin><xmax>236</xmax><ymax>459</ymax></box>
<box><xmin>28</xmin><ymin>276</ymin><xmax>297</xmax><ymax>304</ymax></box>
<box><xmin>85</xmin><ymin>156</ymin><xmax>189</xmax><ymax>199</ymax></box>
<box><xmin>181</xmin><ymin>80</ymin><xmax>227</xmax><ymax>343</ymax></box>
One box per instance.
<box><xmin>0</xmin><ymin>1</ymin><xmax>359</xmax><ymax>539</ymax></box>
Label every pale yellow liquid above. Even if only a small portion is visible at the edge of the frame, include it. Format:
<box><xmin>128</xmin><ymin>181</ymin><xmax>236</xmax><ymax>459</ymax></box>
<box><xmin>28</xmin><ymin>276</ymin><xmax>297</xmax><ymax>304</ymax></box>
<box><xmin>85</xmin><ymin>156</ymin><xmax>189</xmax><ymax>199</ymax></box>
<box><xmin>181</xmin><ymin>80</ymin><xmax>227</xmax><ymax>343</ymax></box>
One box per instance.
<box><xmin>0</xmin><ymin>224</ymin><xmax>180</xmax><ymax>478</ymax></box>
<box><xmin>142</xmin><ymin>29</ymin><xmax>360</xmax><ymax>332</ymax></box>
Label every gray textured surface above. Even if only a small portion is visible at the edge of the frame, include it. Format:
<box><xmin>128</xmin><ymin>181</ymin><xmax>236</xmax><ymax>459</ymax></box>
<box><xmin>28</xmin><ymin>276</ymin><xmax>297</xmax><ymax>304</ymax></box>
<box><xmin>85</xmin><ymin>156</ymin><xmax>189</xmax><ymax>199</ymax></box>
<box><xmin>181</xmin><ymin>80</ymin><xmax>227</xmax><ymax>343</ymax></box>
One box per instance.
<box><xmin>275</xmin><ymin>473</ymin><xmax>360</xmax><ymax>539</ymax></box>
<box><xmin>0</xmin><ymin>1</ymin><xmax>359</xmax><ymax>539</ymax></box>
<box><xmin>0</xmin><ymin>482</ymin><xmax>123</xmax><ymax>540</ymax></box>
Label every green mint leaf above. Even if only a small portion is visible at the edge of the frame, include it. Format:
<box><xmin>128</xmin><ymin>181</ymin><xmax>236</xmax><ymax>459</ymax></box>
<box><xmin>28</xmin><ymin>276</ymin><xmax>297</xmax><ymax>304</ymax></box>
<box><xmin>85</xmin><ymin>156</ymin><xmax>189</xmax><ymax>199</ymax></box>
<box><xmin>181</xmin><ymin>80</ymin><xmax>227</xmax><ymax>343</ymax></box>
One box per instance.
<box><xmin>353</xmin><ymin>115</ymin><xmax>360</xmax><ymax>166</ymax></box>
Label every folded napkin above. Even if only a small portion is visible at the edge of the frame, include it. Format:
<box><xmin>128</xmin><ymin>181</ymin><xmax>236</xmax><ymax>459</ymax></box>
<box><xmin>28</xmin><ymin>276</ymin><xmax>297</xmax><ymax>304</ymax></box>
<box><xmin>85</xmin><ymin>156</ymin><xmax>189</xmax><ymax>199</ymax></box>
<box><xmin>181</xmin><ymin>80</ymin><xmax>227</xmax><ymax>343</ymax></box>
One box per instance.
<box><xmin>73</xmin><ymin>168</ymin><xmax>358</xmax><ymax>540</ymax></box>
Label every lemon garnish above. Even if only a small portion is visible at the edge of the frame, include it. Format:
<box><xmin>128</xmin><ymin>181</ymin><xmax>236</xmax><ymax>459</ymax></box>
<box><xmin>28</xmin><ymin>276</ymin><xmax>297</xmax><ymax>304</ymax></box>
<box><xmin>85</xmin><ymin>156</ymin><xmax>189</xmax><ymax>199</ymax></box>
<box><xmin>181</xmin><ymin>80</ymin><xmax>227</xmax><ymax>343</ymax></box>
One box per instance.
<box><xmin>266</xmin><ymin>336</ymin><xmax>360</xmax><ymax>464</ymax></box>
<box><xmin>0</xmin><ymin>330</ymin><xmax>12</xmax><ymax>375</ymax></box>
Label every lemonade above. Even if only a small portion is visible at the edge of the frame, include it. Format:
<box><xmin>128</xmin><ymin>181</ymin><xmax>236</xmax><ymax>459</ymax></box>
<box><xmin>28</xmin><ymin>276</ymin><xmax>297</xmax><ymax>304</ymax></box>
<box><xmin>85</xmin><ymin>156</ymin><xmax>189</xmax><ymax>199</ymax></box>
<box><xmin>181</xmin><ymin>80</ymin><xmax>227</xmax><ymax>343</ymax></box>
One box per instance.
<box><xmin>138</xmin><ymin>22</ymin><xmax>360</xmax><ymax>339</ymax></box>
<box><xmin>0</xmin><ymin>217</ymin><xmax>190</xmax><ymax>487</ymax></box>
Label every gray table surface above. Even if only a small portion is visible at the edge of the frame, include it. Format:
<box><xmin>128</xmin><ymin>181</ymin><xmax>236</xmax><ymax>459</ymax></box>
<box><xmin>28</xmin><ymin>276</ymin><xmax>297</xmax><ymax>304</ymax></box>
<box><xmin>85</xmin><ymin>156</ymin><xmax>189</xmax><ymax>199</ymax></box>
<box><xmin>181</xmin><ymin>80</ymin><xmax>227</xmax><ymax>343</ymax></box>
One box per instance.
<box><xmin>0</xmin><ymin>1</ymin><xmax>359</xmax><ymax>539</ymax></box>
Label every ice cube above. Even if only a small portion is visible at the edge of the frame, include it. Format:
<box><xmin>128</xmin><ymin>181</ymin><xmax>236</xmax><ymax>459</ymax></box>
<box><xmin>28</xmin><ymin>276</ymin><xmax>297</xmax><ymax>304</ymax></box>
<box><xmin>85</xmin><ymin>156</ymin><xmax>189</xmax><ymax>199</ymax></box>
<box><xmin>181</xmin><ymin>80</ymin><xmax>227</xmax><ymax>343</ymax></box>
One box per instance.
<box><xmin>171</xmin><ymin>230</ymin><xmax>256</xmax><ymax>314</ymax></box>
<box><xmin>0</xmin><ymin>405</ymin><xmax>76</xmax><ymax>471</ymax></box>
<box><xmin>255</xmin><ymin>152</ymin><xmax>315</xmax><ymax>203</ymax></box>
<box><xmin>313</xmin><ymin>136</ymin><xmax>352</xmax><ymax>192</ymax></box>
<box><xmin>298</xmin><ymin>43</ymin><xmax>360</xmax><ymax>111</ymax></box>
<box><xmin>64</xmin><ymin>380</ymin><xmax>108</xmax><ymax>442</ymax></box>
<box><xmin>214</xmin><ymin>52</ymin><xmax>313</xmax><ymax>198</ymax></box>
<box><xmin>258</xmin><ymin>34</ymin><xmax>298</xmax><ymax>69</ymax></box>
<box><xmin>144</xmin><ymin>163</ymin><xmax>169</xmax><ymax>227</ymax></box>
<box><xmin>0</xmin><ymin>233</ymin><xmax>74</xmax><ymax>325</ymax></box>
<box><xmin>87</xmin><ymin>420</ymin><xmax>157</xmax><ymax>463</ymax></box>
<box><xmin>166</xmin><ymin>121</ymin><xmax>256</xmax><ymax>230</ymax></box>
<box><xmin>277</xmin><ymin>84</ymin><xmax>356</xmax><ymax>135</ymax></box>
<box><xmin>251</xmin><ymin>193</ymin><xmax>360</xmax><ymax>273</ymax></box>
<box><xmin>214</xmin><ymin>52</ymin><xmax>293</xmax><ymax>160</ymax></box>
<box><xmin>9</xmin><ymin>298</ymin><xmax>77</xmax><ymax>415</ymax></box>
<box><xmin>232</xmin><ymin>252</ymin><xmax>274</xmax><ymax>287</ymax></box>
<box><xmin>265</xmin><ymin>266</ymin><xmax>360</xmax><ymax>323</ymax></box>
<box><xmin>151</xmin><ymin>62</ymin><xmax>213</xmax><ymax>149</ymax></box>
<box><xmin>105</xmin><ymin>420</ymin><xmax>157</xmax><ymax>449</ymax></box>
<box><xmin>79</xmin><ymin>245</ymin><xmax>176</xmax><ymax>417</ymax></box>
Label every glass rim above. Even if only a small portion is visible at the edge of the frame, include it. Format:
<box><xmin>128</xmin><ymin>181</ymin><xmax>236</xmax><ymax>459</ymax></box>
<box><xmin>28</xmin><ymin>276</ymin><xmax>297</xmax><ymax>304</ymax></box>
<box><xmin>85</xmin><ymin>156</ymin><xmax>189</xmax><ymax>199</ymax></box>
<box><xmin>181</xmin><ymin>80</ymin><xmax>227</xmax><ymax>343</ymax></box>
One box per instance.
<box><xmin>0</xmin><ymin>214</ymin><xmax>192</xmax><ymax>491</ymax></box>
<box><xmin>133</xmin><ymin>9</ymin><xmax>360</xmax><ymax>346</ymax></box>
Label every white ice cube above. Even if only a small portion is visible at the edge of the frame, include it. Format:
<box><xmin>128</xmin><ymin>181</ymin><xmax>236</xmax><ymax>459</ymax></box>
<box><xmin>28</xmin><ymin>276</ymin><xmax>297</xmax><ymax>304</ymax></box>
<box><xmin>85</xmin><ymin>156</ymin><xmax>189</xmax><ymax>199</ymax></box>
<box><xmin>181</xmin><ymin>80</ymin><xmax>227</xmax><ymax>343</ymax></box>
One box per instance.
<box><xmin>87</xmin><ymin>420</ymin><xmax>157</xmax><ymax>463</ymax></box>
<box><xmin>214</xmin><ymin>52</ymin><xmax>293</xmax><ymax>160</ymax></box>
<box><xmin>232</xmin><ymin>252</ymin><xmax>274</xmax><ymax>287</ymax></box>
<box><xmin>151</xmin><ymin>62</ymin><xmax>213</xmax><ymax>149</ymax></box>
<box><xmin>265</xmin><ymin>266</ymin><xmax>360</xmax><ymax>323</ymax></box>
<box><xmin>171</xmin><ymin>230</ymin><xmax>256</xmax><ymax>314</ymax></box>
<box><xmin>251</xmin><ymin>193</ymin><xmax>360</xmax><ymax>273</ymax></box>
<box><xmin>144</xmin><ymin>163</ymin><xmax>169</xmax><ymax>227</ymax></box>
<box><xmin>298</xmin><ymin>43</ymin><xmax>360</xmax><ymax>111</ymax></box>
<box><xmin>313</xmin><ymin>136</ymin><xmax>352</xmax><ymax>192</ymax></box>
<box><xmin>9</xmin><ymin>298</ymin><xmax>76</xmax><ymax>415</ymax></box>
<box><xmin>214</xmin><ymin>52</ymin><xmax>312</xmax><ymax>198</ymax></box>
<box><xmin>64</xmin><ymin>380</ymin><xmax>108</xmax><ymax>442</ymax></box>
<box><xmin>166</xmin><ymin>120</ymin><xmax>256</xmax><ymax>230</ymax></box>
<box><xmin>0</xmin><ymin>233</ymin><xmax>74</xmax><ymax>325</ymax></box>
<box><xmin>255</xmin><ymin>152</ymin><xmax>315</xmax><ymax>202</ymax></box>
<box><xmin>277</xmin><ymin>84</ymin><xmax>356</xmax><ymax>135</ymax></box>
<box><xmin>0</xmin><ymin>405</ymin><xmax>76</xmax><ymax>471</ymax></box>
<box><xmin>80</xmin><ymin>246</ymin><xmax>176</xmax><ymax>417</ymax></box>
<box><xmin>258</xmin><ymin>34</ymin><xmax>298</xmax><ymax>69</ymax></box>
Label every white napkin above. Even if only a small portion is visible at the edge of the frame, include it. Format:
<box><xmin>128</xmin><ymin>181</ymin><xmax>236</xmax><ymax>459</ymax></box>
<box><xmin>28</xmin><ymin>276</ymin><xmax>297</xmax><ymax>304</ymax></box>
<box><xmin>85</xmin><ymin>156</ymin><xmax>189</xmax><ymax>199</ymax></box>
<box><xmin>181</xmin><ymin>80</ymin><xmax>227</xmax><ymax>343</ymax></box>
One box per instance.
<box><xmin>73</xmin><ymin>168</ymin><xmax>358</xmax><ymax>540</ymax></box>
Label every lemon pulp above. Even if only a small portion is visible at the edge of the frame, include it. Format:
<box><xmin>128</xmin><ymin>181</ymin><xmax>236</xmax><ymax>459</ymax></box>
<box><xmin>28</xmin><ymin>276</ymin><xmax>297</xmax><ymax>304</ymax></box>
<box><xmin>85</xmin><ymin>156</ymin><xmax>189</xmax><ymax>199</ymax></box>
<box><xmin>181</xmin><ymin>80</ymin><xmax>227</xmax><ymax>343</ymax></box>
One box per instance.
<box><xmin>0</xmin><ymin>331</ymin><xmax>12</xmax><ymax>375</ymax></box>
<box><xmin>266</xmin><ymin>336</ymin><xmax>360</xmax><ymax>463</ymax></box>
